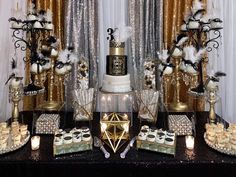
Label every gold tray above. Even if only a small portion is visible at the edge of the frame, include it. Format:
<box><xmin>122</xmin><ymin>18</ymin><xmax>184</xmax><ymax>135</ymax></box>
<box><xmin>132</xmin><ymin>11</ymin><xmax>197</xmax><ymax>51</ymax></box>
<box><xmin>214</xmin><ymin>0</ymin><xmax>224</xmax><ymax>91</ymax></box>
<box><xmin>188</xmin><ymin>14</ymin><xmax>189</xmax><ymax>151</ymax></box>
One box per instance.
<box><xmin>204</xmin><ymin>133</ymin><xmax>236</xmax><ymax>156</ymax></box>
<box><xmin>136</xmin><ymin>138</ymin><xmax>176</xmax><ymax>156</ymax></box>
<box><xmin>0</xmin><ymin>131</ymin><xmax>30</xmax><ymax>155</ymax></box>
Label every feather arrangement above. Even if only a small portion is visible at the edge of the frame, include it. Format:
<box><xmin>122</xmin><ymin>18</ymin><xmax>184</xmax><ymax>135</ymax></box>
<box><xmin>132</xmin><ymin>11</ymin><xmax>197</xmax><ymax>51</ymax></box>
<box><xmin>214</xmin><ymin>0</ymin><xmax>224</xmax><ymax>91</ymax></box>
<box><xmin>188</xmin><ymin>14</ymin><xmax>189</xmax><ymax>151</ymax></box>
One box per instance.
<box><xmin>5</xmin><ymin>58</ymin><xmax>23</xmax><ymax>86</ymax></box>
<box><xmin>57</xmin><ymin>49</ymin><xmax>71</xmax><ymax>63</ymax></box>
<box><xmin>38</xmin><ymin>10</ymin><xmax>46</xmax><ymax>21</ymax></box>
<box><xmin>158</xmin><ymin>49</ymin><xmax>169</xmax><ymax>62</ymax></box>
<box><xmin>183</xmin><ymin>45</ymin><xmax>196</xmax><ymax>63</ymax></box>
<box><xmin>191</xmin><ymin>0</ymin><xmax>204</xmax><ymax>15</ymax></box>
<box><xmin>183</xmin><ymin>45</ymin><xmax>205</xmax><ymax>63</ymax></box>
<box><xmin>205</xmin><ymin>71</ymin><xmax>226</xmax><ymax>90</ymax></box>
<box><xmin>57</xmin><ymin>49</ymin><xmax>78</xmax><ymax>64</ymax></box>
<box><xmin>113</xmin><ymin>26</ymin><xmax>132</xmax><ymax>43</ymax></box>
<box><xmin>195</xmin><ymin>48</ymin><xmax>206</xmax><ymax>62</ymax></box>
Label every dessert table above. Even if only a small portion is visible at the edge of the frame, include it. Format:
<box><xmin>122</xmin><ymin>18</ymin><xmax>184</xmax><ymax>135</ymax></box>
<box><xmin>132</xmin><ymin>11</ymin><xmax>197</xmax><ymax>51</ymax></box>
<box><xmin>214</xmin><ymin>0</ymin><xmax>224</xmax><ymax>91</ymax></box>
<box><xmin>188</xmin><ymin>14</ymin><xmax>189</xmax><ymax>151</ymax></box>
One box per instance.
<box><xmin>0</xmin><ymin>111</ymin><xmax>236</xmax><ymax>177</ymax></box>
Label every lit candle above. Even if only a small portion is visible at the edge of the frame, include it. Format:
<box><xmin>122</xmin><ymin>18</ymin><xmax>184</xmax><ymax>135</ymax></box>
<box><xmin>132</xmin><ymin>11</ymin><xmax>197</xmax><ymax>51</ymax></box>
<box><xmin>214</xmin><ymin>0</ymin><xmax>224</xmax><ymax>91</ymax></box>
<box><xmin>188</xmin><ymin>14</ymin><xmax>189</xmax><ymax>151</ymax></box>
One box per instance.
<box><xmin>103</xmin><ymin>113</ymin><xmax>108</xmax><ymax>120</ymax></box>
<box><xmin>185</xmin><ymin>135</ymin><xmax>194</xmax><ymax>150</ymax></box>
<box><xmin>31</xmin><ymin>136</ymin><xmax>40</xmax><ymax>150</ymax></box>
<box><xmin>122</xmin><ymin>123</ymin><xmax>129</xmax><ymax>133</ymax></box>
<box><xmin>123</xmin><ymin>114</ymin><xmax>128</xmax><ymax>120</ymax></box>
<box><xmin>101</xmin><ymin>123</ymin><xmax>107</xmax><ymax>133</ymax></box>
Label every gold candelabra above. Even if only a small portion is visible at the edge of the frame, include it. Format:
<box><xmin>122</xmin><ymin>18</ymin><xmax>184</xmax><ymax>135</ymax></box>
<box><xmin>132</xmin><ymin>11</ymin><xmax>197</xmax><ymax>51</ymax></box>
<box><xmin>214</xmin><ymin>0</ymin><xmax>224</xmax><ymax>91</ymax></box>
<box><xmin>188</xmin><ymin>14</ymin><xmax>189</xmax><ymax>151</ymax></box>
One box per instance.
<box><xmin>37</xmin><ymin>57</ymin><xmax>63</xmax><ymax>111</ymax></box>
<box><xmin>169</xmin><ymin>56</ymin><xmax>188</xmax><ymax>111</ymax></box>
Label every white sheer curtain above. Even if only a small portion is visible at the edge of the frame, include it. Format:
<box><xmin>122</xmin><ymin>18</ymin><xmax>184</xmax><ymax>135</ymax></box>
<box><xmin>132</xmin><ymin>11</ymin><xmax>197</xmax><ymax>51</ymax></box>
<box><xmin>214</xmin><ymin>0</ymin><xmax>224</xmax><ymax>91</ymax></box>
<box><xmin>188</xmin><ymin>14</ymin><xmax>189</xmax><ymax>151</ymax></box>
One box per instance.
<box><xmin>0</xmin><ymin>0</ymin><xmax>26</xmax><ymax>121</ymax></box>
<box><xmin>98</xmin><ymin>0</ymin><xmax>128</xmax><ymax>86</ymax></box>
<box><xmin>207</xmin><ymin>0</ymin><xmax>236</xmax><ymax>123</ymax></box>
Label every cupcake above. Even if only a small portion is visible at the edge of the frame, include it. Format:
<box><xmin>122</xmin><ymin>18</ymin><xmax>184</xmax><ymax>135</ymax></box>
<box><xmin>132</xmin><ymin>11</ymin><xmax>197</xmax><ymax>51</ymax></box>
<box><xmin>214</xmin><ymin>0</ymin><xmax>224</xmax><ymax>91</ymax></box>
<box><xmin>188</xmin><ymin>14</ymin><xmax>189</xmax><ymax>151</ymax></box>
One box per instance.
<box><xmin>82</xmin><ymin>133</ymin><xmax>91</xmax><ymax>141</ymax></box>
<box><xmin>54</xmin><ymin>134</ymin><xmax>63</xmax><ymax>146</ymax></box>
<box><xmin>147</xmin><ymin>134</ymin><xmax>156</xmax><ymax>142</ymax></box>
<box><xmin>72</xmin><ymin>135</ymin><xmax>82</xmax><ymax>143</ymax></box>
<box><xmin>165</xmin><ymin>137</ymin><xmax>174</xmax><ymax>146</ymax></box>
<box><xmin>188</xmin><ymin>19</ymin><xmax>200</xmax><ymax>29</ymax></box>
<box><xmin>156</xmin><ymin>136</ymin><xmax>165</xmax><ymax>144</ymax></box>
<box><xmin>63</xmin><ymin>136</ymin><xmax>72</xmax><ymax>144</ymax></box>
<box><xmin>138</xmin><ymin>132</ymin><xmax>147</xmax><ymax>141</ymax></box>
<box><xmin>20</xmin><ymin>124</ymin><xmax>28</xmax><ymax>132</ymax></box>
<box><xmin>172</xmin><ymin>47</ymin><xmax>182</xmax><ymax>57</ymax></box>
<box><xmin>230</xmin><ymin>136</ymin><xmax>236</xmax><ymax>151</ymax></box>
<box><xmin>2</xmin><ymin>127</ymin><xmax>10</xmax><ymax>136</ymax></box>
<box><xmin>206</xmin><ymin>127</ymin><xmax>216</xmax><ymax>142</ymax></box>
<box><xmin>33</xmin><ymin>21</ymin><xmax>44</xmax><ymax>29</ymax></box>
<box><xmin>27</xmin><ymin>14</ymin><xmax>37</xmax><ymax>21</ymax></box>
<box><xmin>0</xmin><ymin>122</ymin><xmax>8</xmax><ymax>129</ymax></box>
<box><xmin>217</xmin><ymin>134</ymin><xmax>229</xmax><ymax>148</ymax></box>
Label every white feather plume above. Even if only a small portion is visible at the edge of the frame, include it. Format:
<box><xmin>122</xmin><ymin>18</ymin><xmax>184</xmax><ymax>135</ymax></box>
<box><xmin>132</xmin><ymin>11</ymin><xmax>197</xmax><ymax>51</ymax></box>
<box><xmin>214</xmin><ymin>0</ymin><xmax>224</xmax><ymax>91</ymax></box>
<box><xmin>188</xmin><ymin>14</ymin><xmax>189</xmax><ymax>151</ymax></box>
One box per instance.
<box><xmin>58</xmin><ymin>49</ymin><xmax>78</xmax><ymax>64</ymax></box>
<box><xmin>195</xmin><ymin>48</ymin><xmax>206</xmax><ymax>61</ymax></box>
<box><xmin>158</xmin><ymin>49</ymin><xmax>169</xmax><ymax>62</ymax></box>
<box><xmin>57</xmin><ymin>49</ymin><xmax>70</xmax><ymax>63</ymax></box>
<box><xmin>192</xmin><ymin>0</ymin><xmax>204</xmax><ymax>14</ymax></box>
<box><xmin>51</xmin><ymin>39</ymin><xmax>60</xmax><ymax>48</ymax></box>
<box><xmin>28</xmin><ymin>3</ymin><xmax>36</xmax><ymax>14</ymax></box>
<box><xmin>184</xmin><ymin>10</ymin><xmax>192</xmax><ymax>23</ymax></box>
<box><xmin>183</xmin><ymin>45</ymin><xmax>196</xmax><ymax>63</ymax></box>
<box><xmin>200</xmin><ymin>14</ymin><xmax>210</xmax><ymax>23</ymax></box>
<box><xmin>113</xmin><ymin>26</ymin><xmax>132</xmax><ymax>43</ymax></box>
<box><xmin>184</xmin><ymin>45</ymin><xmax>206</xmax><ymax>63</ymax></box>
<box><xmin>69</xmin><ymin>53</ymin><xmax>78</xmax><ymax>63</ymax></box>
<box><xmin>45</xmin><ymin>9</ymin><xmax>53</xmax><ymax>22</ymax></box>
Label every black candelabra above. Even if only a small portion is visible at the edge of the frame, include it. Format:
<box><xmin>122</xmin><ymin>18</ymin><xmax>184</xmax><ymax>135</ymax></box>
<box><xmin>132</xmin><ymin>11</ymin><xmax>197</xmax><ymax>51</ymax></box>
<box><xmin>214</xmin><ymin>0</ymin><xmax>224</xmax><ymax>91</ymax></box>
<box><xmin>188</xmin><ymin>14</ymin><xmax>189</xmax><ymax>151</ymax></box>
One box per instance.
<box><xmin>9</xmin><ymin>3</ymin><xmax>54</xmax><ymax>96</ymax></box>
<box><xmin>181</xmin><ymin>13</ymin><xmax>223</xmax><ymax>95</ymax></box>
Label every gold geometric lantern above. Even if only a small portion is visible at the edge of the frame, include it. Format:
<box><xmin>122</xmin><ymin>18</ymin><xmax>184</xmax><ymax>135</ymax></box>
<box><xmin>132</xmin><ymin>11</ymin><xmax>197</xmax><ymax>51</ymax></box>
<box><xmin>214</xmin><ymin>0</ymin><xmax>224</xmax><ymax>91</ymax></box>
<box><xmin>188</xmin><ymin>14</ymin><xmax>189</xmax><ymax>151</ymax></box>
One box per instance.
<box><xmin>100</xmin><ymin>113</ymin><xmax>130</xmax><ymax>153</ymax></box>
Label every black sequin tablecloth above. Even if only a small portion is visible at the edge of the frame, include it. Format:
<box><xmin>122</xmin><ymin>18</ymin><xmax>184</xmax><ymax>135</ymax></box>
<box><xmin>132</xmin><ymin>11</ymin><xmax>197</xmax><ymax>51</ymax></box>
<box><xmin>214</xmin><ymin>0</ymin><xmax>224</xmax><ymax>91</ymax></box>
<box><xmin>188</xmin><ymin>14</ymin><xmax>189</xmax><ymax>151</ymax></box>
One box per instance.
<box><xmin>1</xmin><ymin>111</ymin><xmax>236</xmax><ymax>177</ymax></box>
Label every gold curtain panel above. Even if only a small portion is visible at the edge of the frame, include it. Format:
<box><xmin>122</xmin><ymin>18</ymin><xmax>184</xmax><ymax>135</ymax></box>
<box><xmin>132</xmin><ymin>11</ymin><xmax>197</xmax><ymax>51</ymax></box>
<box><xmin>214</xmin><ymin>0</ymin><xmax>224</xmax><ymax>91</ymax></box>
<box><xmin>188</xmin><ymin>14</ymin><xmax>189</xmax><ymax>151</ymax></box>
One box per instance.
<box><xmin>163</xmin><ymin>0</ymin><xmax>207</xmax><ymax>48</ymax></box>
<box><xmin>163</xmin><ymin>0</ymin><xmax>207</xmax><ymax>111</ymax></box>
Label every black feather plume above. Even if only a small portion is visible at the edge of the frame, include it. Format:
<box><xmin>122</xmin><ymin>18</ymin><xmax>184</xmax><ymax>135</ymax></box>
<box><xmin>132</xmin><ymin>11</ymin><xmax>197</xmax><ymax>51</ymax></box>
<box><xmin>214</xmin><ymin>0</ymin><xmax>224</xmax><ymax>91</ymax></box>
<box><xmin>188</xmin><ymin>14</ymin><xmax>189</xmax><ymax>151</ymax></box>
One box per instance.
<box><xmin>211</xmin><ymin>77</ymin><xmax>220</xmax><ymax>82</ymax></box>
<box><xmin>11</xmin><ymin>58</ymin><xmax>17</xmax><ymax>70</ymax></box>
<box><xmin>47</xmin><ymin>36</ymin><xmax>57</xmax><ymax>44</ymax></box>
<box><xmin>175</xmin><ymin>34</ymin><xmax>188</xmax><ymax>44</ymax></box>
<box><xmin>214</xmin><ymin>71</ymin><xmax>226</xmax><ymax>77</ymax></box>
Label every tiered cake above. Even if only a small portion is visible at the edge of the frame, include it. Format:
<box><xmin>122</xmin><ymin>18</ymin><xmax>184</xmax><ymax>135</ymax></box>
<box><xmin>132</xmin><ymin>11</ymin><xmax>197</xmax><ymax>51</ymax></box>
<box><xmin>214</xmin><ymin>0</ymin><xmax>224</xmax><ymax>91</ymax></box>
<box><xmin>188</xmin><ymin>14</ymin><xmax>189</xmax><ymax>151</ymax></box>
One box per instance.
<box><xmin>102</xmin><ymin>40</ymin><xmax>131</xmax><ymax>93</ymax></box>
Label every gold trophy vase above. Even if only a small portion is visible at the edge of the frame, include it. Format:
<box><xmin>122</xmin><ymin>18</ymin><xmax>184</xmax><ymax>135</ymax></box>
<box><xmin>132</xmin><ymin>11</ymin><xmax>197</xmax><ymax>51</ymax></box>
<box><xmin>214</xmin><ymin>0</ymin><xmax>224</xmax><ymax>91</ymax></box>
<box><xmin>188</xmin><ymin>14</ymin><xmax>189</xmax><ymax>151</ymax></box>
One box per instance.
<box><xmin>10</xmin><ymin>84</ymin><xmax>23</xmax><ymax>122</ymax></box>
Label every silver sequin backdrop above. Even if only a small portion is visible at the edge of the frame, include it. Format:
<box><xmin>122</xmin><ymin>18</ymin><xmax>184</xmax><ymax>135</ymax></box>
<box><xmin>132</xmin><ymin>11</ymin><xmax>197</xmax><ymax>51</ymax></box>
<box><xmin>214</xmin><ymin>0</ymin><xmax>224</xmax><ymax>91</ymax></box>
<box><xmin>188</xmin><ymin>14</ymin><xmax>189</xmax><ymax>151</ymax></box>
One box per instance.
<box><xmin>64</xmin><ymin>0</ymin><xmax>163</xmax><ymax>109</ymax></box>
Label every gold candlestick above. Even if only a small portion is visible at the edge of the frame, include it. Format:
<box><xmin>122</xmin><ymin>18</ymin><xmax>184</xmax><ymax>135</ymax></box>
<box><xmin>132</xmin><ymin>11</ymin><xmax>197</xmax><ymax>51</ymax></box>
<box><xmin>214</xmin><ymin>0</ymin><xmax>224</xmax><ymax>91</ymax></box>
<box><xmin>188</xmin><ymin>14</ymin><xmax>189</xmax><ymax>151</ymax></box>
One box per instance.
<box><xmin>9</xmin><ymin>84</ymin><xmax>23</xmax><ymax>122</ymax></box>
<box><xmin>163</xmin><ymin>74</ymin><xmax>172</xmax><ymax>105</ymax></box>
<box><xmin>207</xmin><ymin>88</ymin><xmax>218</xmax><ymax>124</ymax></box>
<box><xmin>169</xmin><ymin>57</ymin><xmax>188</xmax><ymax>111</ymax></box>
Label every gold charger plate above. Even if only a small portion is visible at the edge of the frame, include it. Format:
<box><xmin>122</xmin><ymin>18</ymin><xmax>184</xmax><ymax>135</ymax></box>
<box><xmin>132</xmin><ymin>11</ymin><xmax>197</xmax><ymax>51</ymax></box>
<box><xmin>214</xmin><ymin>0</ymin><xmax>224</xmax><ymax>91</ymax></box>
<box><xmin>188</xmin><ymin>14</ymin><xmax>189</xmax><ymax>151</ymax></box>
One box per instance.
<box><xmin>0</xmin><ymin>131</ymin><xmax>30</xmax><ymax>155</ymax></box>
<box><xmin>204</xmin><ymin>133</ymin><xmax>236</xmax><ymax>156</ymax></box>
